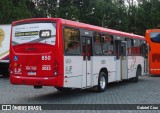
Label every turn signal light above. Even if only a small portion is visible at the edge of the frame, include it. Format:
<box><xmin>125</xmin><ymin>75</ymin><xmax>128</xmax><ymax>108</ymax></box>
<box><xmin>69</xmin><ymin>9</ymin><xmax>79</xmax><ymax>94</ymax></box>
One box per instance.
<box><xmin>53</xmin><ymin>61</ymin><xmax>59</xmax><ymax>76</ymax></box>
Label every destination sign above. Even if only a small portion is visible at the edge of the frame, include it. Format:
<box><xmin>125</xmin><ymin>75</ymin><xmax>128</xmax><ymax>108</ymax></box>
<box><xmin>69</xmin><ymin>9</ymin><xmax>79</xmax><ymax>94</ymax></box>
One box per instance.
<box><xmin>15</xmin><ymin>31</ymin><xmax>38</xmax><ymax>37</ymax></box>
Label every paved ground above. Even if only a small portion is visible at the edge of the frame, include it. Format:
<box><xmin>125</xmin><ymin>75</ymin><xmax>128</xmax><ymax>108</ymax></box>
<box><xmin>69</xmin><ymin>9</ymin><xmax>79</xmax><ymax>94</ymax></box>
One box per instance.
<box><xmin>0</xmin><ymin>75</ymin><xmax>160</xmax><ymax>113</ymax></box>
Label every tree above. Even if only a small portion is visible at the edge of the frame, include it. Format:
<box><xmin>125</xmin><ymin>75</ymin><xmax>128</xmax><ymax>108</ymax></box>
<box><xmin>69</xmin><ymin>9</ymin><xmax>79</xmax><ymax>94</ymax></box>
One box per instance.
<box><xmin>0</xmin><ymin>0</ymin><xmax>43</xmax><ymax>24</ymax></box>
<box><xmin>1</xmin><ymin>0</ymin><xmax>160</xmax><ymax>35</ymax></box>
<box><xmin>135</xmin><ymin>0</ymin><xmax>160</xmax><ymax>35</ymax></box>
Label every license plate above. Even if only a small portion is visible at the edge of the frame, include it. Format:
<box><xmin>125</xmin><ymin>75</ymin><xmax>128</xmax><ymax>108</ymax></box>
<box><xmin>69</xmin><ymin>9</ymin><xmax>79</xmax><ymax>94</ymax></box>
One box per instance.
<box><xmin>28</xmin><ymin>71</ymin><xmax>36</xmax><ymax>75</ymax></box>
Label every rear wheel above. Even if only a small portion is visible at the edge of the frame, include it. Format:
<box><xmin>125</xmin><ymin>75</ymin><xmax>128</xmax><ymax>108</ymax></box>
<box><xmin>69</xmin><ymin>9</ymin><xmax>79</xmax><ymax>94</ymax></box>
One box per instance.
<box><xmin>97</xmin><ymin>72</ymin><xmax>107</xmax><ymax>92</ymax></box>
<box><xmin>132</xmin><ymin>66</ymin><xmax>141</xmax><ymax>82</ymax></box>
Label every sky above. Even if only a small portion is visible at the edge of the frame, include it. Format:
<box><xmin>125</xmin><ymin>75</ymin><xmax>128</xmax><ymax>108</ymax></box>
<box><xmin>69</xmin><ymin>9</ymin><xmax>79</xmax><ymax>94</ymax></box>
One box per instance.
<box><xmin>124</xmin><ymin>0</ymin><xmax>138</xmax><ymax>6</ymax></box>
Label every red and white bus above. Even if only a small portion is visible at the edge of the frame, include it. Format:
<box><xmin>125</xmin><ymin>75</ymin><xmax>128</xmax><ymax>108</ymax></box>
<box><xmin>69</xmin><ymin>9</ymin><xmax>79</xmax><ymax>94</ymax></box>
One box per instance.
<box><xmin>10</xmin><ymin>18</ymin><xmax>147</xmax><ymax>92</ymax></box>
<box><xmin>146</xmin><ymin>29</ymin><xmax>160</xmax><ymax>75</ymax></box>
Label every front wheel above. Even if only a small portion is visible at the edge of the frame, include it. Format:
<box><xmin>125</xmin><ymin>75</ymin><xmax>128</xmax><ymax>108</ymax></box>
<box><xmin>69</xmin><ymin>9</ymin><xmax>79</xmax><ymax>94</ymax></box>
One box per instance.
<box><xmin>97</xmin><ymin>72</ymin><xmax>107</xmax><ymax>92</ymax></box>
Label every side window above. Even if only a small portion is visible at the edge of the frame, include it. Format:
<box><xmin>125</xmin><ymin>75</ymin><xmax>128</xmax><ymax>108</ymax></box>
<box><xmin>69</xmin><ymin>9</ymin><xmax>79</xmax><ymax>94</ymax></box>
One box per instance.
<box><xmin>127</xmin><ymin>38</ymin><xmax>131</xmax><ymax>55</ymax></box>
<box><xmin>150</xmin><ymin>32</ymin><xmax>160</xmax><ymax>43</ymax></box>
<box><xmin>93</xmin><ymin>32</ymin><xmax>102</xmax><ymax>55</ymax></box>
<box><xmin>134</xmin><ymin>39</ymin><xmax>141</xmax><ymax>55</ymax></box>
<box><xmin>102</xmin><ymin>34</ymin><xmax>114</xmax><ymax>55</ymax></box>
<box><xmin>134</xmin><ymin>39</ymin><xmax>141</xmax><ymax>47</ymax></box>
<box><xmin>127</xmin><ymin>38</ymin><xmax>131</xmax><ymax>48</ymax></box>
<box><xmin>64</xmin><ymin>27</ymin><xmax>80</xmax><ymax>55</ymax></box>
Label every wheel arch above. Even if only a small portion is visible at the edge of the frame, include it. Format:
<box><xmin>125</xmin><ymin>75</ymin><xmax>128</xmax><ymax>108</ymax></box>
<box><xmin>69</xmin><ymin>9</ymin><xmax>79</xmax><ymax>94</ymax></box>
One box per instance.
<box><xmin>136</xmin><ymin>64</ymin><xmax>142</xmax><ymax>76</ymax></box>
<box><xmin>99</xmin><ymin>67</ymin><xmax>108</xmax><ymax>81</ymax></box>
<box><xmin>97</xmin><ymin>67</ymin><xmax>108</xmax><ymax>92</ymax></box>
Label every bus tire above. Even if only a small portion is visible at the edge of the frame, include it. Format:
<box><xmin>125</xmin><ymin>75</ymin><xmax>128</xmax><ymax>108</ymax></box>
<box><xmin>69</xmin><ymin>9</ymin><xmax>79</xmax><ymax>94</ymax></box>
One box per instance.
<box><xmin>132</xmin><ymin>67</ymin><xmax>141</xmax><ymax>82</ymax></box>
<box><xmin>55</xmin><ymin>87</ymin><xmax>72</xmax><ymax>92</ymax></box>
<box><xmin>97</xmin><ymin>72</ymin><xmax>107</xmax><ymax>92</ymax></box>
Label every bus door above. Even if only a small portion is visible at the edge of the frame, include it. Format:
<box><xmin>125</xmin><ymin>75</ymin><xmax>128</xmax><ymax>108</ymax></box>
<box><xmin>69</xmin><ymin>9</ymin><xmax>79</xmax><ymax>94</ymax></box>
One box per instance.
<box><xmin>82</xmin><ymin>37</ymin><xmax>92</xmax><ymax>87</ymax></box>
<box><xmin>115</xmin><ymin>40</ymin><xmax>128</xmax><ymax>80</ymax></box>
<box><xmin>121</xmin><ymin>41</ymin><xmax>128</xmax><ymax>79</ymax></box>
<box><xmin>115</xmin><ymin>40</ymin><xmax>121</xmax><ymax>81</ymax></box>
<box><xmin>141</xmin><ymin>43</ymin><xmax>149</xmax><ymax>74</ymax></box>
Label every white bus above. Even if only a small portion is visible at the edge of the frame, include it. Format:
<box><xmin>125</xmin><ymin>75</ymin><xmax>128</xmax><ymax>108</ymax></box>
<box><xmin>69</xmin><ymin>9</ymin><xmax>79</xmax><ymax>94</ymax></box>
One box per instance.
<box><xmin>10</xmin><ymin>18</ymin><xmax>147</xmax><ymax>92</ymax></box>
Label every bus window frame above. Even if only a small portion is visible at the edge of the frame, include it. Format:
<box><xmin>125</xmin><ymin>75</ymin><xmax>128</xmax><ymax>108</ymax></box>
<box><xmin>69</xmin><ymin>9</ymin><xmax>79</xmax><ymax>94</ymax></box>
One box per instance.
<box><xmin>149</xmin><ymin>32</ymin><xmax>160</xmax><ymax>43</ymax></box>
<box><xmin>93</xmin><ymin>32</ymin><xmax>103</xmax><ymax>56</ymax></box>
<box><xmin>63</xmin><ymin>26</ymin><xmax>81</xmax><ymax>56</ymax></box>
<box><xmin>80</xmin><ymin>28</ymin><xmax>93</xmax><ymax>57</ymax></box>
<box><xmin>126</xmin><ymin>37</ymin><xmax>145</xmax><ymax>56</ymax></box>
<box><xmin>113</xmin><ymin>35</ymin><xmax>126</xmax><ymax>56</ymax></box>
<box><xmin>12</xmin><ymin>22</ymin><xmax>57</xmax><ymax>46</ymax></box>
<box><xmin>101</xmin><ymin>33</ymin><xmax>115</xmax><ymax>56</ymax></box>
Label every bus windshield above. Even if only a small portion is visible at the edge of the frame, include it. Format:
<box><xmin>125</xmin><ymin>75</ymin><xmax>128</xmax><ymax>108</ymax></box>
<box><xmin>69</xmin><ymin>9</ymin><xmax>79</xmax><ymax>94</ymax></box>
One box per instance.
<box><xmin>12</xmin><ymin>23</ymin><xmax>56</xmax><ymax>46</ymax></box>
<box><xmin>150</xmin><ymin>32</ymin><xmax>160</xmax><ymax>43</ymax></box>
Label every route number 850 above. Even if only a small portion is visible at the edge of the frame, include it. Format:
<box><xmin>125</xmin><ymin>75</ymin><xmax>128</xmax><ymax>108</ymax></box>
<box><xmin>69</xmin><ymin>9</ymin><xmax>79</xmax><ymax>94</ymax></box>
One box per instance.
<box><xmin>42</xmin><ymin>55</ymin><xmax>51</xmax><ymax>60</ymax></box>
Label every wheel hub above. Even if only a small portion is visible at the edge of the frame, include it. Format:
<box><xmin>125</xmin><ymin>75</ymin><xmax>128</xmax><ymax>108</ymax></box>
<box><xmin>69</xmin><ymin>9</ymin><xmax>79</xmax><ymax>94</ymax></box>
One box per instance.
<box><xmin>100</xmin><ymin>76</ymin><xmax>106</xmax><ymax>89</ymax></box>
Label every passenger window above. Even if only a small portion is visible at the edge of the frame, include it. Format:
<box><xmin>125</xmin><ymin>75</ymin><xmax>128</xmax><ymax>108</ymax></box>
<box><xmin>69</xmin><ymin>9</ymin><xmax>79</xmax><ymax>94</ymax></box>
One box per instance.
<box><xmin>93</xmin><ymin>32</ymin><xmax>102</xmax><ymax>55</ymax></box>
<box><xmin>134</xmin><ymin>39</ymin><xmax>141</xmax><ymax>47</ymax></box>
<box><xmin>127</xmin><ymin>39</ymin><xmax>132</xmax><ymax>48</ymax></box>
<box><xmin>133</xmin><ymin>39</ymin><xmax>141</xmax><ymax>55</ymax></box>
<box><xmin>102</xmin><ymin>34</ymin><xmax>114</xmax><ymax>55</ymax></box>
<box><xmin>126</xmin><ymin>38</ymin><xmax>132</xmax><ymax>55</ymax></box>
<box><xmin>64</xmin><ymin>28</ymin><xmax>80</xmax><ymax>55</ymax></box>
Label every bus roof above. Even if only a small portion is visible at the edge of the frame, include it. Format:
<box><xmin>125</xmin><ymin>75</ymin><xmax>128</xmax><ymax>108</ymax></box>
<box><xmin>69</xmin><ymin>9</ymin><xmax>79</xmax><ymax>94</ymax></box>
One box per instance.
<box><xmin>12</xmin><ymin>18</ymin><xmax>145</xmax><ymax>40</ymax></box>
<box><xmin>146</xmin><ymin>29</ymin><xmax>160</xmax><ymax>34</ymax></box>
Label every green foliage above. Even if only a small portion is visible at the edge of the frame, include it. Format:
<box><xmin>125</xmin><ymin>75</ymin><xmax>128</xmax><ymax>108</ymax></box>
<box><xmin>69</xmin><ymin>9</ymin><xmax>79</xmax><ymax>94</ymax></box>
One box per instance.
<box><xmin>0</xmin><ymin>0</ymin><xmax>43</xmax><ymax>24</ymax></box>
<box><xmin>1</xmin><ymin>0</ymin><xmax>160</xmax><ymax>35</ymax></box>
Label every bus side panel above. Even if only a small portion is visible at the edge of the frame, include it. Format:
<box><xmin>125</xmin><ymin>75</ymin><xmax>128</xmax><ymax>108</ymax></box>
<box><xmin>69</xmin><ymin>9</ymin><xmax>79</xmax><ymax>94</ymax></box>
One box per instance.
<box><xmin>63</xmin><ymin>56</ymin><xmax>83</xmax><ymax>88</ymax></box>
<box><xmin>145</xmin><ymin>30</ymin><xmax>160</xmax><ymax>75</ymax></box>
<box><xmin>92</xmin><ymin>56</ymin><xmax>103</xmax><ymax>86</ymax></box>
<box><xmin>106</xmin><ymin>57</ymin><xmax>116</xmax><ymax>83</ymax></box>
<box><xmin>149</xmin><ymin>43</ymin><xmax>160</xmax><ymax>74</ymax></box>
<box><xmin>116</xmin><ymin>59</ymin><xmax>121</xmax><ymax>81</ymax></box>
<box><xmin>127</xmin><ymin>56</ymin><xmax>137</xmax><ymax>78</ymax></box>
<box><xmin>57</xmin><ymin>20</ymin><xmax>65</xmax><ymax>87</ymax></box>
<box><xmin>128</xmin><ymin>56</ymin><xmax>144</xmax><ymax>78</ymax></box>
<box><xmin>92</xmin><ymin>56</ymin><xmax>116</xmax><ymax>85</ymax></box>
<box><xmin>136</xmin><ymin>56</ymin><xmax>144</xmax><ymax>75</ymax></box>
